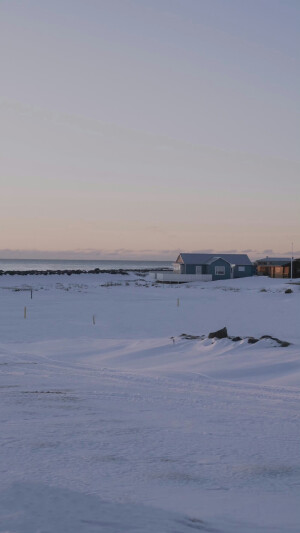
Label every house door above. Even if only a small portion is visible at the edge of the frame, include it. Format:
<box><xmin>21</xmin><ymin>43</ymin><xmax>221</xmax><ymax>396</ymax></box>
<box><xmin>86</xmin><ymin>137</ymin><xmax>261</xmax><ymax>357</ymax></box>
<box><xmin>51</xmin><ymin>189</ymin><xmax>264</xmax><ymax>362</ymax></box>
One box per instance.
<box><xmin>196</xmin><ymin>266</ymin><xmax>202</xmax><ymax>275</ymax></box>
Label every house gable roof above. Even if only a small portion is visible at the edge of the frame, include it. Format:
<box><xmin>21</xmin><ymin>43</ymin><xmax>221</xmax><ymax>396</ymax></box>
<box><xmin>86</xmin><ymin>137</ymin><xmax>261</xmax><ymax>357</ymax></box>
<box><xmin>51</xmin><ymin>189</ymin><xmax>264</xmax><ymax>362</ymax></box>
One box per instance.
<box><xmin>177</xmin><ymin>253</ymin><xmax>252</xmax><ymax>266</ymax></box>
<box><xmin>175</xmin><ymin>254</ymin><xmax>184</xmax><ymax>264</ymax></box>
<box><xmin>205</xmin><ymin>256</ymin><xmax>231</xmax><ymax>266</ymax></box>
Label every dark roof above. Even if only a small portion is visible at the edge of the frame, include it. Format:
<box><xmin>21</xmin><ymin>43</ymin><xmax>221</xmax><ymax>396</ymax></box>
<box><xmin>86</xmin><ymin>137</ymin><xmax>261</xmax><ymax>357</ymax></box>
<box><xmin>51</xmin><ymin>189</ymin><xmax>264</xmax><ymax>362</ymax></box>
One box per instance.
<box><xmin>177</xmin><ymin>253</ymin><xmax>252</xmax><ymax>266</ymax></box>
<box><xmin>205</xmin><ymin>256</ymin><xmax>231</xmax><ymax>265</ymax></box>
<box><xmin>256</xmin><ymin>257</ymin><xmax>291</xmax><ymax>265</ymax></box>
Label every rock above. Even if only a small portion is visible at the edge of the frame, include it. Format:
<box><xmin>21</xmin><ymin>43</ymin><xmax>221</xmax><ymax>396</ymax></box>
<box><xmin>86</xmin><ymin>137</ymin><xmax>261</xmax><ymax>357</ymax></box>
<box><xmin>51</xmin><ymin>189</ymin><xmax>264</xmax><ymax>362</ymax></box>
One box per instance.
<box><xmin>260</xmin><ymin>335</ymin><xmax>290</xmax><ymax>347</ymax></box>
<box><xmin>176</xmin><ymin>331</ymin><xmax>291</xmax><ymax>347</ymax></box>
<box><xmin>208</xmin><ymin>327</ymin><xmax>228</xmax><ymax>339</ymax></box>
<box><xmin>247</xmin><ymin>337</ymin><xmax>259</xmax><ymax>344</ymax></box>
<box><xmin>285</xmin><ymin>288</ymin><xmax>293</xmax><ymax>294</ymax></box>
<box><xmin>180</xmin><ymin>333</ymin><xmax>204</xmax><ymax>340</ymax></box>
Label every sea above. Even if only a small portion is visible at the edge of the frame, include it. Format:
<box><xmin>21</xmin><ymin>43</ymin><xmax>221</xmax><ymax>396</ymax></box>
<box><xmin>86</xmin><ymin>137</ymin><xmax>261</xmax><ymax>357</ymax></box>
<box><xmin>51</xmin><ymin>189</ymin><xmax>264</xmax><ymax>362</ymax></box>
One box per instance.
<box><xmin>0</xmin><ymin>259</ymin><xmax>173</xmax><ymax>272</ymax></box>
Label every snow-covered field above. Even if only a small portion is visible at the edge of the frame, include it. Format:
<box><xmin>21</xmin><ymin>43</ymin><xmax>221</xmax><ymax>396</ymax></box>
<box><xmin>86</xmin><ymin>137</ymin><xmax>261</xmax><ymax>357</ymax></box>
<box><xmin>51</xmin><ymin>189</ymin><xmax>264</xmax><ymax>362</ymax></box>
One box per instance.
<box><xmin>0</xmin><ymin>274</ymin><xmax>299</xmax><ymax>532</ymax></box>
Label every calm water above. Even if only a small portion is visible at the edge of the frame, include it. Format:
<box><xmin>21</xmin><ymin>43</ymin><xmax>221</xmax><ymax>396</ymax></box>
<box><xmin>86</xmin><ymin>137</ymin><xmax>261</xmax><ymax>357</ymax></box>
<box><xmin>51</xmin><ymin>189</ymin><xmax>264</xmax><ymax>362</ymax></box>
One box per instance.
<box><xmin>0</xmin><ymin>259</ymin><xmax>173</xmax><ymax>272</ymax></box>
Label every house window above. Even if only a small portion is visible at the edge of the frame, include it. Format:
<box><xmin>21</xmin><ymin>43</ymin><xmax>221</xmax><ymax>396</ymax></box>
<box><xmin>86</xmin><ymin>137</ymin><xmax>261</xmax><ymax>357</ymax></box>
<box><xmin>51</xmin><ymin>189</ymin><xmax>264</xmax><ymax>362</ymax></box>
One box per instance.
<box><xmin>215</xmin><ymin>266</ymin><xmax>225</xmax><ymax>275</ymax></box>
<box><xmin>238</xmin><ymin>266</ymin><xmax>245</xmax><ymax>272</ymax></box>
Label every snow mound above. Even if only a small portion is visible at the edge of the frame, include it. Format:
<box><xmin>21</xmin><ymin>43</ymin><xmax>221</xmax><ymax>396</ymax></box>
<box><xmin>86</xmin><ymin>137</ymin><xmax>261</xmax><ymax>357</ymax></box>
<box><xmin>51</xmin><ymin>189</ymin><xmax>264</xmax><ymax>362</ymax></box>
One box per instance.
<box><xmin>0</xmin><ymin>483</ymin><xmax>215</xmax><ymax>533</ymax></box>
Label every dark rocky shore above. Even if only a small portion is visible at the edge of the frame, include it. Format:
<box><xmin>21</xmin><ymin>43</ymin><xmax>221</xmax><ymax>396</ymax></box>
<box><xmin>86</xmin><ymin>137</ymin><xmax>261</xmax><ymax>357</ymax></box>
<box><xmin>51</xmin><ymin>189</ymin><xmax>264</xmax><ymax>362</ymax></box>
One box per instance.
<box><xmin>0</xmin><ymin>268</ymin><xmax>172</xmax><ymax>276</ymax></box>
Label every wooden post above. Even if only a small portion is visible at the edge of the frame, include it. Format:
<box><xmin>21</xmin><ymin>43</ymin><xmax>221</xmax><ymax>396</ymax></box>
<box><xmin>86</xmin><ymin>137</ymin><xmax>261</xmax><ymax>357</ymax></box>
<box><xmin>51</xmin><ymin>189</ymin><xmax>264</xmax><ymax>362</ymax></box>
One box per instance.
<box><xmin>177</xmin><ymin>298</ymin><xmax>180</xmax><ymax>307</ymax></box>
<box><xmin>92</xmin><ymin>315</ymin><xmax>96</xmax><ymax>325</ymax></box>
<box><xmin>30</xmin><ymin>289</ymin><xmax>33</xmax><ymax>299</ymax></box>
<box><xmin>24</xmin><ymin>306</ymin><xmax>27</xmax><ymax>319</ymax></box>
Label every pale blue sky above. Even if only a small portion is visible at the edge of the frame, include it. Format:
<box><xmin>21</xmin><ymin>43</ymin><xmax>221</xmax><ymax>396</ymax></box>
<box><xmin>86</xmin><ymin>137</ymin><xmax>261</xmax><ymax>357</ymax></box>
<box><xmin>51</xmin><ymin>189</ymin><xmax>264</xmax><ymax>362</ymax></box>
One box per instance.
<box><xmin>0</xmin><ymin>0</ymin><xmax>299</xmax><ymax>259</ymax></box>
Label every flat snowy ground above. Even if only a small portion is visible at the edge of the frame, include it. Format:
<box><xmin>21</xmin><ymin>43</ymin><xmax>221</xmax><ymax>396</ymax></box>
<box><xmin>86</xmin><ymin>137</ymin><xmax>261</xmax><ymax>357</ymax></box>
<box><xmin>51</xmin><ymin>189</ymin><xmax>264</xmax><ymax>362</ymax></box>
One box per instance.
<box><xmin>0</xmin><ymin>274</ymin><xmax>299</xmax><ymax>532</ymax></box>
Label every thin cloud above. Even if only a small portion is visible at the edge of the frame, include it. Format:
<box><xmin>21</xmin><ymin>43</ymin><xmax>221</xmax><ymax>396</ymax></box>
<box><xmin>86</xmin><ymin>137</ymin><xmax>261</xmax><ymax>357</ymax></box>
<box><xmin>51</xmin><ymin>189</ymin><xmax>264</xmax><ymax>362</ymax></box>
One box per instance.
<box><xmin>190</xmin><ymin>249</ymin><xmax>215</xmax><ymax>254</ymax></box>
<box><xmin>1</xmin><ymin>248</ymin><xmax>298</xmax><ymax>262</ymax></box>
<box><xmin>220</xmin><ymin>249</ymin><xmax>238</xmax><ymax>254</ymax></box>
<box><xmin>0</xmin><ymin>248</ymin><xmax>176</xmax><ymax>260</ymax></box>
<box><xmin>283</xmin><ymin>250</ymin><xmax>300</xmax><ymax>256</ymax></box>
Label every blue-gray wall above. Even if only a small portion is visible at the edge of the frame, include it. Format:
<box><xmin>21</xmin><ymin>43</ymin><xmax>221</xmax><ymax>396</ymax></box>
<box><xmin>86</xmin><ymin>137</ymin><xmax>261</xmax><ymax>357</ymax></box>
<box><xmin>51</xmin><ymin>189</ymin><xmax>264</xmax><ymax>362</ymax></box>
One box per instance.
<box><xmin>184</xmin><ymin>264</ymin><xmax>196</xmax><ymax>274</ymax></box>
<box><xmin>233</xmin><ymin>265</ymin><xmax>253</xmax><ymax>278</ymax></box>
<box><xmin>178</xmin><ymin>260</ymin><xmax>254</xmax><ymax>279</ymax></box>
<box><xmin>206</xmin><ymin>258</ymin><xmax>231</xmax><ymax>280</ymax></box>
<box><xmin>183</xmin><ymin>264</ymin><xmax>210</xmax><ymax>275</ymax></box>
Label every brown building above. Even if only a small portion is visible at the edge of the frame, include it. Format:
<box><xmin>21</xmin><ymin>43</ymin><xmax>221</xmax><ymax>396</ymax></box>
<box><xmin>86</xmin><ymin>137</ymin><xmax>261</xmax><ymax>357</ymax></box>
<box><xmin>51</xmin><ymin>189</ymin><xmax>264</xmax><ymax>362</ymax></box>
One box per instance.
<box><xmin>256</xmin><ymin>257</ymin><xmax>300</xmax><ymax>278</ymax></box>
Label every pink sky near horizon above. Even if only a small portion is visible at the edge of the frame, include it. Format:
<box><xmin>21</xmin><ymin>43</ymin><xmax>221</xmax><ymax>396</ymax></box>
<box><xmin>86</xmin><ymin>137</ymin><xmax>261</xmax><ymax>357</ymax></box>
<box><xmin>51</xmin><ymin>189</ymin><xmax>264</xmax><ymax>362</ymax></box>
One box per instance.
<box><xmin>1</xmin><ymin>1</ymin><xmax>299</xmax><ymax>259</ymax></box>
<box><xmin>0</xmin><ymin>247</ymin><xmax>298</xmax><ymax>263</ymax></box>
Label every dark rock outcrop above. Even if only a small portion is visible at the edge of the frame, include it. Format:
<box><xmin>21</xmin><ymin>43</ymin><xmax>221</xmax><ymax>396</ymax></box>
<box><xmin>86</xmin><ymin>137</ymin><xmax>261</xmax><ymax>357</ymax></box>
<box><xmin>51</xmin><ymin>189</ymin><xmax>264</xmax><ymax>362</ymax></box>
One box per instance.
<box><xmin>180</xmin><ymin>328</ymin><xmax>290</xmax><ymax>348</ymax></box>
<box><xmin>260</xmin><ymin>335</ymin><xmax>290</xmax><ymax>347</ymax></box>
<box><xmin>208</xmin><ymin>327</ymin><xmax>228</xmax><ymax>339</ymax></box>
<box><xmin>247</xmin><ymin>337</ymin><xmax>259</xmax><ymax>344</ymax></box>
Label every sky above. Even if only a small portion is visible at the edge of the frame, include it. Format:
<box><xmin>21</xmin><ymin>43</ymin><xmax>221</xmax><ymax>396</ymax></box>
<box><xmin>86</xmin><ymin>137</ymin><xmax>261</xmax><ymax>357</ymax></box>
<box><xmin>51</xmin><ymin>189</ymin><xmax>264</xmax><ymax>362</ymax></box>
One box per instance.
<box><xmin>0</xmin><ymin>0</ymin><xmax>299</xmax><ymax>260</ymax></box>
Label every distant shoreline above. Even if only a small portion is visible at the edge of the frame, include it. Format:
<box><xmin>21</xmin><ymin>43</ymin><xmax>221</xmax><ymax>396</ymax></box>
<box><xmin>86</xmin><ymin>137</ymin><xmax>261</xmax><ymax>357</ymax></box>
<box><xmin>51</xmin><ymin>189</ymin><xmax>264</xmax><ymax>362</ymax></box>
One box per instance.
<box><xmin>0</xmin><ymin>267</ymin><xmax>172</xmax><ymax>276</ymax></box>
